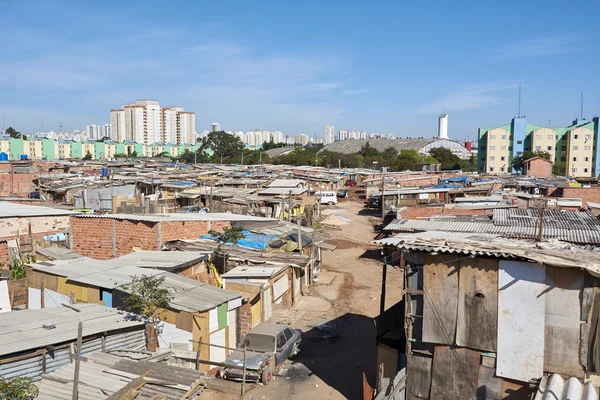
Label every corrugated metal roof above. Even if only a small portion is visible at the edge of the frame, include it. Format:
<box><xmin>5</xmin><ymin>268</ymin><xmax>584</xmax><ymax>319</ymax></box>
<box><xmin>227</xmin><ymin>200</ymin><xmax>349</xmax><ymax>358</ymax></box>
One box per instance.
<box><xmin>534</xmin><ymin>374</ymin><xmax>598</xmax><ymax>400</ymax></box>
<box><xmin>72</xmin><ymin>212</ymin><xmax>276</xmax><ymax>222</ymax></box>
<box><xmin>384</xmin><ymin>209</ymin><xmax>600</xmax><ymax>245</ymax></box>
<box><xmin>37</xmin><ymin>353</ymin><xmax>205</xmax><ymax>400</ymax></box>
<box><xmin>320</xmin><ymin>138</ymin><xmax>434</xmax><ymax>154</ymax></box>
<box><xmin>0</xmin><ymin>304</ymin><xmax>144</xmax><ymax>356</ymax></box>
<box><xmin>0</xmin><ymin>202</ymin><xmax>75</xmax><ymax>218</ymax></box>
<box><xmin>106</xmin><ymin>250</ymin><xmax>207</xmax><ymax>270</ymax></box>
<box><xmin>375</xmin><ymin>232</ymin><xmax>600</xmax><ymax>275</ymax></box>
<box><xmin>222</xmin><ymin>265</ymin><xmax>287</xmax><ymax>279</ymax></box>
<box><xmin>258</xmin><ymin>187</ymin><xmax>307</xmax><ymax>195</ymax></box>
<box><xmin>493</xmin><ymin>209</ymin><xmax>599</xmax><ymax>230</ymax></box>
<box><xmin>267</xmin><ymin>179</ymin><xmax>305</xmax><ymax>188</ymax></box>
<box><xmin>29</xmin><ymin>257</ymin><xmax>240</xmax><ymax>313</ymax></box>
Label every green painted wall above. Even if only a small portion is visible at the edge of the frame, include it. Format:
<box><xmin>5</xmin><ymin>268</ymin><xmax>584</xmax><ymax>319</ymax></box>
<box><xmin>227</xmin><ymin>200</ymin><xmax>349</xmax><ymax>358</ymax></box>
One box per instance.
<box><xmin>94</xmin><ymin>142</ymin><xmax>106</xmax><ymax>159</ymax></box>
<box><xmin>8</xmin><ymin>138</ymin><xmax>24</xmax><ymax>160</ymax></box>
<box><xmin>41</xmin><ymin>139</ymin><xmax>56</xmax><ymax>160</ymax></box>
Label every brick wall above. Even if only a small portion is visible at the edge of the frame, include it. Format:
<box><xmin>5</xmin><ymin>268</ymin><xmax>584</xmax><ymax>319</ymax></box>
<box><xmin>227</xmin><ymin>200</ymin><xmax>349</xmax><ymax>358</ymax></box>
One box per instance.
<box><xmin>71</xmin><ymin>216</ymin><xmax>232</xmax><ymax>259</ymax></box>
<box><xmin>0</xmin><ymin>173</ymin><xmax>37</xmax><ymax>197</ymax></box>
<box><xmin>0</xmin><ymin>241</ymin><xmax>8</xmax><ymax>266</ymax></box>
<box><xmin>0</xmin><ymin>215</ymin><xmax>69</xmax><ymax>245</ymax></box>
<box><xmin>524</xmin><ymin>159</ymin><xmax>552</xmax><ymax>179</ymax></box>
<box><xmin>399</xmin><ymin>206</ymin><xmax>489</xmax><ymax>220</ymax></box>
<box><xmin>561</xmin><ymin>187</ymin><xmax>600</xmax><ymax>209</ymax></box>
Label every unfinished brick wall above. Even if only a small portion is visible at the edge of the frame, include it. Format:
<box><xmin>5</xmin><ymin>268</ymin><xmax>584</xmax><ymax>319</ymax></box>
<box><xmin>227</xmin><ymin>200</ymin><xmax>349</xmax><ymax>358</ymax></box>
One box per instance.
<box><xmin>0</xmin><ymin>215</ymin><xmax>70</xmax><ymax>247</ymax></box>
<box><xmin>0</xmin><ymin>241</ymin><xmax>8</xmax><ymax>266</ymax></box>
<box><xmin>524</xmin><ymin>158</ymin><xmax>552</xmax><ymax>179</ymax></box>
<box><xmin>0</xmin><ymin>173</ymin><xmax>37</xmax><ymax>197</ymax></box>
<box><xmin>71</xmin><ymin>216</ymin><xmax>232</xmax><ymax>259</ymax></box>
<box><xmin>399</xmin><ymin>206</ymin><xmax>489</xmax><ymax>220</ymax></box>
<box><xmin>561</xmin><ymin>187</ymin><xmax>600</xmax><ymax>209</ymax></box>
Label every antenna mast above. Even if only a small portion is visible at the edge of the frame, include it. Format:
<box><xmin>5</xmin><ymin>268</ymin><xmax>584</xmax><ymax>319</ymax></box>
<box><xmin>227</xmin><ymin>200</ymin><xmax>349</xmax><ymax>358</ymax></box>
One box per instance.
<box><xmin>518</xmin><ymin>85</ymin><xmax>522</xmax><ymax>117</ymax></box>
<box><xmin>581</xmin><ymin>91</ymin><xmax>584</xmax><ymax>120</ymax></box>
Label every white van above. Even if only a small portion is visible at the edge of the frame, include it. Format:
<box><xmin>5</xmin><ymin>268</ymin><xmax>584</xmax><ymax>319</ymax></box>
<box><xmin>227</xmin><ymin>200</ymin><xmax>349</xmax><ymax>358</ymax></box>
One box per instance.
<box><xmin>318</xmin><ymin>191</ymin><xmax>337</xmax><ymax>205</ymax></box>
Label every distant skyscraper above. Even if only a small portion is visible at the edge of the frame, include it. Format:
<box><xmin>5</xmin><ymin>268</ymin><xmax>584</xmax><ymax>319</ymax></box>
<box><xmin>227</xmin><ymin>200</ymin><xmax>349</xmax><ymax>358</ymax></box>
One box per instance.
<box><xmin>438</xmin><ymin>114</ymin><xmax>449</xmax><ymax>139</ymax></box>
<box><xmin>294</xmin><ymin>133</ymin><xmax>310</xmax><ymax>146</ymax></box>
<box><xmin>211</xmin><ymin>123</ymin><xmax>220</xmax><ymax>132</ymax></box>
<box><xmin>85</xmin><ymin>124</ymin><xmax>100</xmax><ymax>139</ymax></box>
<box><xmin>102</xmin><ymin>124</ymin><xmax>110</xmax><ymax>138</ymax></box>
<box><xmin>324</xmin><ymin>125</ymin><xmax>335</xmax><ymax>145</ymax></box>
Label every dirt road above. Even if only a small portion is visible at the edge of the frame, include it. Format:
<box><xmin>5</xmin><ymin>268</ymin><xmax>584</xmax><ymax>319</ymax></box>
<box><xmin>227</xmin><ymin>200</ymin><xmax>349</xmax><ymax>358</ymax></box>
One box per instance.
<box><xmin>236</xmin><ymin>200</ymin><xmax>403</xmax><ymax>400</ymax></box>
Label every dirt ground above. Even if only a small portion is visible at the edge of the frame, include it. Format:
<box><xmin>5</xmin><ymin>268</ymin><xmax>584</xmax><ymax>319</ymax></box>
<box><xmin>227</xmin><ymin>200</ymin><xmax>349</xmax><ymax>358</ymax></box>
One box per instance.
<box><xmin>205</xmin><ymin>199</ymin><xmax>403</xmax><ymax>400</ymax></box>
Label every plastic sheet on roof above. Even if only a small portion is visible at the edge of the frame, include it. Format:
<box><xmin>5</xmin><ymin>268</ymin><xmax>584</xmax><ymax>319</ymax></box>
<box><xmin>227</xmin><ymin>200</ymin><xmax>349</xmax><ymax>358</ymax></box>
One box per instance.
<box><xmin>200</xmin><ymin>230</ymin><xmax>280</xmax><ymax>250</ymax></box>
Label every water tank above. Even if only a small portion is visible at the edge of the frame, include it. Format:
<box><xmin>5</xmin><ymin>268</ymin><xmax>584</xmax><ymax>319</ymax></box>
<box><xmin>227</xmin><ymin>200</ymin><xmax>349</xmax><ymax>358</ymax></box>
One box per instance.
<box><xmin>438</xmin><ymin>114</ymin><xmax>449</xmax><ymax>139</ymax></box>
<box><xmin>464</xmin><ymin>141</ymin><xmax>472</xmax><ymax>151</ymax></box>
<box><xmin>0</xmin><ymin>152</ymin><xmax>8</xmax><ymax>161</ymax></box>
<box><xmin>20</xmin><ymin>154</ymin><xmax>28</xmax><ymax>160</ymax></box>
<box><xmin>101</xmin><ymin>167</ymin><xmax>108</xmax><ymax>177</ymax></box>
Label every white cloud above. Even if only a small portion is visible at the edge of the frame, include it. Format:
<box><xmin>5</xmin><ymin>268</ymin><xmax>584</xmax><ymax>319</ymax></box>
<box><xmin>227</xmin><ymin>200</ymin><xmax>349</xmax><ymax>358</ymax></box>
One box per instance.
<box><xmin>342</xmin><ymin>89</ymin><xmax>368</xmax><ymax>95</ymax></box>
<box><xmin>493</xmin><ymin>36</ymin><xmax>583</xmax><ymax>61</ymax></box>
<box><xmin>414</xmin><ymin>82</ymin><xmax>519</xmax><ymax>114</ymax></box>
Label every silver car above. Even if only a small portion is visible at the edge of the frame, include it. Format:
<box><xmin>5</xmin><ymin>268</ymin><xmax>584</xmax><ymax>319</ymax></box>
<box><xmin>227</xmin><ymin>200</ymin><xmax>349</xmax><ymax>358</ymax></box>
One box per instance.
<box><xmin>221</xmin><ymin>323</ymin><xmax>301</xmax><ymax>384</ymax></box>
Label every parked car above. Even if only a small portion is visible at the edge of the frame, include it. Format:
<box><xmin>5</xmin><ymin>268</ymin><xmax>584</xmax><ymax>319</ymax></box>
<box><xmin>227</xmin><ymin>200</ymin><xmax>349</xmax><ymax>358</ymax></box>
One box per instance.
<box><xmin>337</xmin><ymin>189</ymin><xmax>348</xmax><ymax>198</ymax></box>
<box><xmin>367</xmin><ymin>195</ymin><xmax>381</xmax><ymax>208</ymax></box>
<box><xmin>345</xmin><ymin>180</ymin><xmax>358</xmax><ymax>187</ymax></box>
<box><xmin>221</xmin><ymin>323</ymin><xmax>301</xmax><ymax>384</ymax></box>
<box><xmin>176</xmin><ymin>205</ymin><xmax>203</xmax><ymax>213</ymax></box>
<box><xmin>318</xmin><ymin>191</ymin><xmax>338</xmax><ymax>205</ymax></box>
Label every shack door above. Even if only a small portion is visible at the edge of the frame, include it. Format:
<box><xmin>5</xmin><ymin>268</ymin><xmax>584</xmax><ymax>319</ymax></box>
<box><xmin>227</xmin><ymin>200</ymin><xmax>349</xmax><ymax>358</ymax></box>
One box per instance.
<box><xmin>263</xmin><ymin>285</ymin><xmax>272</xmax><ymax>321</ymax></box>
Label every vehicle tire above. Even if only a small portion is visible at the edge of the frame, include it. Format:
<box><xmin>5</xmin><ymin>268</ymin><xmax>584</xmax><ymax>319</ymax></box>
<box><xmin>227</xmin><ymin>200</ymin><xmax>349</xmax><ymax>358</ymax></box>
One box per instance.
<box><xmin>261</xmin><ymin>363</ymin><xmax>274</xmax><ymax>385</ymax></box>
<box><xmin>328</xmin><ymin>202</ymin><xmax>334</xmax><ymax>206</ymax></box>
<box><xmin>290</xmin><ymin>342</ymin><xmax>300</xmax><ymax>359</ymax></box>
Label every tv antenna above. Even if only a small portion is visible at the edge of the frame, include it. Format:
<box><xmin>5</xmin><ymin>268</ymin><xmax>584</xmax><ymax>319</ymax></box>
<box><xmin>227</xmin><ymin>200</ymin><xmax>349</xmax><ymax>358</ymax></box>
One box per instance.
<box><xmin>580</xmin><ymin>91</ymin><xmax>584</xmax><ymax>120</ymax></box>
<box><xmin>517</xmin><ymin>85</ymin><xmax>522</xmax><ymax>117</ymax></box>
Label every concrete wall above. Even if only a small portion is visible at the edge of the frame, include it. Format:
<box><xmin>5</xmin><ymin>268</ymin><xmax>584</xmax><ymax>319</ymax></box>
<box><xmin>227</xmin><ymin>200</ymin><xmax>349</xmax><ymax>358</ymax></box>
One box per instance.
<box><xmin>523</xmin><ymin>158</ymin><xmax>552</xmax><ymax>179</ymax></box>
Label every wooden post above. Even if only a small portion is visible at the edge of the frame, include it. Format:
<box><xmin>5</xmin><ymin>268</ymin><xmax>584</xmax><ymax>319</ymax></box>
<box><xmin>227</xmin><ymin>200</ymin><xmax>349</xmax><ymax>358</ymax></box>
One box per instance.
<box><xmin>297</xmin><ymin>216</ymin><xmax>302</xmax><ymax>251</ymax></box>
<box><xmin>240</xmin><ymin>346</ymin><xmax>247</xmax><ymax>400</ymax></box>
<box><xmin>195</xmin><ymin>337</ymin><xmax>202</xmax><ymax>371</ymax></box>
<box><xmin>380</xmin><ymin>256</ymin><xmax>387</xmax><ymax>315</ymax></box>
<box><xmin>377</xmin><ymin>363</ymin><xmax>384</xmax><ymax>393</ymax></box>
<box><xmin>70</xmin><ymin>291</ymin><xmax>75</xmax><ymax>304</ymax></box>
<box><xmin>539</xmin><ymin>207</ymin><xmax>546</xmax><ymax>237</ymax></box>
<box><xmin>40</xmin><ymin>274</ymin><xmax>45</xmax><ymax>309</ymax></box>
<box><xmin>72</xmin><ymin>321</ymin><xmax>83</xmax><ymax>400</ymax></box>
<box><xmin>288</xmin><ymin>190</ymin><xmax>292</xmax><ymax>222</ymax></box>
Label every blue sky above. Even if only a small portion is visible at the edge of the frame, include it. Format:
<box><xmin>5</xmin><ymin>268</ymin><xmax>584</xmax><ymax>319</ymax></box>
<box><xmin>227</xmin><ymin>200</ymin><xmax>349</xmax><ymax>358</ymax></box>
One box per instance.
<box><xmin>1</xmin><ymin>0</ymin><xmax>599</xmax><ymax>140</ymax></box>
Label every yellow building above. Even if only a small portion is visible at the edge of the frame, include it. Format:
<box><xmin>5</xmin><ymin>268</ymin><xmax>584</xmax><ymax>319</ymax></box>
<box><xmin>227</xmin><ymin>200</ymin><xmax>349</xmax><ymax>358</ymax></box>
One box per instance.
<box><xmin>82</xmin><ymin>143</ymin><xmax>95</xmax><ymax>159</ymax></box>
<box><xmin>566</xmin><ymin>126</ymin><xmax>594</xmax><ymax>177</ymax></box>
<box><xmin>105</xmin><ymin>143</ymin><xmax>117</xmax><ymax>158</ymax></box>
<box><xmin>27</xmin><ymin>139</ymin><xmax>43</xmax><ymax>160</ymax></box>
<box><xmin>58</xmin><ymin>142</ymin><xmax>71</xmax><ymax>159</ymax></box>
<box><xmin>0</xmin><ymin>139</ymin><xmax>10</xmax><ymax>155</ymax></box>
<box><xmin>530</xmin><ymin>128</ymin><xmax>556</xmax><ymax>162</ymax></box>
<box><xmin>485</xmin><ymin>127</ymin><xmax>510</xmax><ymax>173</ymax></box>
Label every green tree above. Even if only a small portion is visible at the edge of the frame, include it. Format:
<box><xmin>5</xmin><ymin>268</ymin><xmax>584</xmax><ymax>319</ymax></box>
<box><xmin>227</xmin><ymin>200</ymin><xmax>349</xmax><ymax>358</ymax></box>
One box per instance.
<box><xmin>262</xmin><ymin>140</ymin><xmax>286</xmax><ymax>150</ymax></box>
<box><xmin>511</xmin><ymin>150</ymin><xmax>552</xmax><ymax>173</ymax></box>
<box><xmin>552</xmin><ymin>161</ymin><xmax>566</xmax><ymax>176</ymax></box>
<box><xmin>120</xmin><ymin>275</ymin><xmax>173</xmax><ymax>331</ymax></box>
<box><xmin>0</xmin><ymin>376</ymin><xmax>39</xmax><ymax>400</ymax></box>
<box><xmin>208</xmin><ymin>226</ymin><xmax>246</xmax><ymax>248</ymax></box>
<box><xmin>200</xmin><ymin>131</ymin><xmax>244</xmax><ymax>164</ymax></box>
<box><xmin>82</xmin><ymin>151</ymin><xmax>93</xmax><ymax>160</ymax></box>
<box><xmin>98</xmin><ymin>136</ymin><xmax>111</xmax><ymax>142</ymax></box>
<box><xmin>428</xmin><ymin>147</ymin><xmax>462</xmax><ymax>170</ymax></box>
<box><xmin>359</xmin><ymin>141</ymin><xmax>380</xmax><ymax>157</ymax></box>
<box><xmin>5</xmin><ymin>127</ymin><xmax>22</xmax><ymax>139</ymax></box>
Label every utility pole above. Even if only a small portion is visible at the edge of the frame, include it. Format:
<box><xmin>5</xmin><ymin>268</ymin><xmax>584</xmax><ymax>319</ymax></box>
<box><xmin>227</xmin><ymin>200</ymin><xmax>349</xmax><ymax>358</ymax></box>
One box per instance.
<box><xmin>338</xmin><ymin>159</ymin><xmax>341</xmax><ymax>174</ymax></box>
<box><xmin>72</xmin><ymin>321</ymin><xmax>83</xmax><ymax>400</ymax></box>
<box><xmin>381</xmin><ymin>173</ymin><xmax>386</xmax><ymax>220</ymax></box>
<box><xmin>297</xmin><ymin>216</ymin><xmax>303</xmax><ymax>251</ymax></box>
<box><xmin>288</xmin><ymin>190</ymin><xmax>292</xmax><ymax>222</ymax></box>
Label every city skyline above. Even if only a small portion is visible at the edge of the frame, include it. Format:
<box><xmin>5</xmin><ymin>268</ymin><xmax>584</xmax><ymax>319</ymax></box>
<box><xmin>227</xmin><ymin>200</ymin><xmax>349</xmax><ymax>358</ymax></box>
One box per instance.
<box><xmin>1</xmin><ymin>1</ymin><xmax>599</xmax><ymax>140</ymax></box>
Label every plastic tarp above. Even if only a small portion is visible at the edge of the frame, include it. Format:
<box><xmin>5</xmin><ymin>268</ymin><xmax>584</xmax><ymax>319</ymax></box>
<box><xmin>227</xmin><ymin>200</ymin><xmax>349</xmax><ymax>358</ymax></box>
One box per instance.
<box><xmin>439</xmin><ymin>176</ymin><xmax>468</xmax><ymax>184</ymax></box>
<box><xmin>200</xmin><ymin>230</ymin><xmax>280</xmax><ymax>250</ymax></box>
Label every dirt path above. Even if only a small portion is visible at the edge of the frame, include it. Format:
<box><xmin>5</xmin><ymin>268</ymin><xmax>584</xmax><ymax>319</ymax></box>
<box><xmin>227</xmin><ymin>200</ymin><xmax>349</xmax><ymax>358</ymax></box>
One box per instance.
<box><xmin>228</xmin><ymin>200</ymin><xmax>403</xmax><ymax>400</ymax></box>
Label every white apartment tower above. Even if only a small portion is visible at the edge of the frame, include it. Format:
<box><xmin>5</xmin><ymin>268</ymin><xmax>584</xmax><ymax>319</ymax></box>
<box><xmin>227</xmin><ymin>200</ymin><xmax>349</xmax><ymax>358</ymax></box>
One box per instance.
<box><xmin>438</xmin><ymin>114</ymin><xmax>449</xmax><ymax>139</ymax></box>
<box><xmin>111</xmin><ymin>100</ymin><xmax>196</xmax><ymax>145</ymax></box>
<box><xmin>324</xmin><ymin>125</ymin><xmax>335</xmax><ymax>145</ymax></box>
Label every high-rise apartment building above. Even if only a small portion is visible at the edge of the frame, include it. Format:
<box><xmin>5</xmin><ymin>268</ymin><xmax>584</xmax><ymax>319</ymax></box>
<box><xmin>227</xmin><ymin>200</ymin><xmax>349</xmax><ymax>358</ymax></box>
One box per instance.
<box><xmin>324</xmin><ymin>125</ymin><xmax>335</xmax><ymax>145</ymax></box>
<box><xmin>294</xmin><ymin>133</ymin><xmax>310</xmax><ymax>146</ymax></box>
<box><xmin>111</xmin><ymin>100</ymin><xmax>196</xmax><ymax>145</ymax></box>
<box><xmin>102</xmin><ymin>124</ymin><xmax>111</xmax><ymax>139</ymax></box>
<box><xmin>85</xmin><ymin>124</ymin><xmax>100</xmax><ymax>139</ymax></box>
<box><xmin>478</xmin><ymin>116</ymin><xmax>600</xmax><ymax>177</ymax></box>
<box><xmin>211</xmin><ymin>123</ymin><xmax>220</xmax><ymax>132</ymax></box>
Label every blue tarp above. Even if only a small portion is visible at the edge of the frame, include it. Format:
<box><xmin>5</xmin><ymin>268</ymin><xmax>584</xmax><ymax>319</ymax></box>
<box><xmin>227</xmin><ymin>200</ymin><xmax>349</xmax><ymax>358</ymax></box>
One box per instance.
<box><xmin>439</xmin><ymin>176</ymin><xmax>468</xmax><ymax>184</ymax></box>
<box><xmin>200</xmin><ymin>230</ymin><xmax>280</xmax><ymax>250</ymax></box>
<box><xmin>434</xmin><ymin>184</ymin><xmax>464</xmax><ymax>189</ymax></box>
